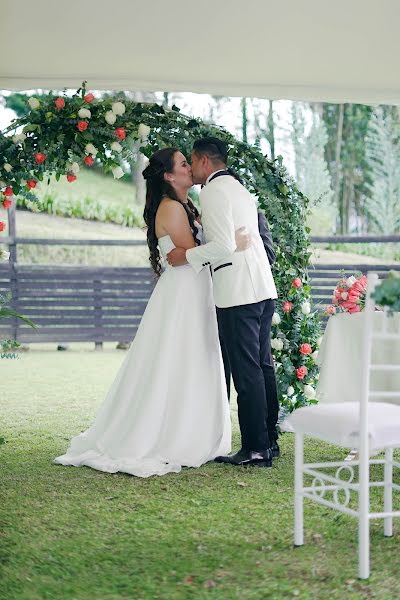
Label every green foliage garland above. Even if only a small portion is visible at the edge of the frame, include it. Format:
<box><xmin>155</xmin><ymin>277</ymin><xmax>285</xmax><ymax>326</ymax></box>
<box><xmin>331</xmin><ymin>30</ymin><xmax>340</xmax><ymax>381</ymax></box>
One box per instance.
<box><xmin>0</xmin><ymin>83</ymin><xmax>321</xmax><ymax>410</ymax></box>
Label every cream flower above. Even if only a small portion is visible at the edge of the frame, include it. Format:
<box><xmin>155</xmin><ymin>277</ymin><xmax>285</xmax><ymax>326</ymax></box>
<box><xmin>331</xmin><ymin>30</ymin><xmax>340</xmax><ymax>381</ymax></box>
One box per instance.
<box><xmin>272</xmin><ymin>312</ymin><xmax>281</xmax><ymax>325</ymax></box>
<box><xmin>138</xmin><ymin>123</ymin><xmax>151</xmax><ymax>141</ymax></box>
<box><xmin>85</xmin><ymin>143</ymin><xmax>98</xmax><ymax>156</ymax></box>
<box><xmin>303</xmin><ymin>384</ymin><xmax>316</xmax><ymax>399</ymax></box>
<box><xmin>0</xmin><ymin>250</ymin><xmax>10</xmax><ymax>261</ymax></box>
<box><xmin>105</xmin><ymin>111</ymin><xmax>117</xmax><ymax>125</ymax></box>
<box><xmin>111</xmin><ymin>141</ymin><xmax>122</xmax><ymax>153</ymax></box>
<box><xmin>287</xmin><ymin>386</ymin><xmax>295</xmax><ymax>397</ymax></box>
<box><xmin>28</xmin><ymin>97</ymin><xmax>40</xmax><ymax>110</ymax></box>
<box><xmin>112</xmin><ymin>166</ymin><xmax>124</xmax><ymax>179</ymax></box>
<box><xmin>13</xmin><ymin>132</ymin><xmax>26</xmax><ymax>144</ymax></box>
<box><xmin>67</xmin><ymin>162</ymin><xmax>80</xmax><ymax>175</ymax></box>
<box><xmin>78</xmin><ymin>108</ymin><xmax>91</xmax><ymax>119</ymax></box>
<box><xmin>301</xmin><ymin>301</ymin><xmax>311</xmax><ymax>315</ymax></box>
<box><xmin>271</xmin><ymin>338</ymin><xmax>284</xmax><ymax>351</ymax></box>
<box><xmin>3</xmin><ymin>163</ymin><xmax>13</xmax><ymax>173</ymax></box>
<box><xmin>112</xmin><ymin>102</ymin><xmax>126</xmax><ymax>116</ymax></box>
<box><xmin>311</xmin><ymin>350</ymin><xmax>319</xmax><ymax>361</ymax></box>
<box><xmin>346</xmin><ymin>276</ymin><xmax>357</xmax><ymax>287</ymax></box>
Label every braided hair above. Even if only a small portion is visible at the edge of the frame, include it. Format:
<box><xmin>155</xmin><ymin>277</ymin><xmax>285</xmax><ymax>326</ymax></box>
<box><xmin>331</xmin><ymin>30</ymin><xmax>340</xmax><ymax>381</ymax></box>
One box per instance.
<box><xmin>143</xmin><ymin>148</ymin><xmax>201</xmax><ymax>277</ymax></box>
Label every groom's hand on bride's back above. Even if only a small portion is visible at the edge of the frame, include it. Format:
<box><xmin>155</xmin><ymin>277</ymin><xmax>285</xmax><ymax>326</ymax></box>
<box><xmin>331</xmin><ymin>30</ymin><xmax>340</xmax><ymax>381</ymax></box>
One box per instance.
<box><xmin>166</xmin><ymin>247</ymin><xmax>188</xmax><ymax>266</ymax></box>
<box><xmin>235</xmin><ymin>227</ymin><xmax>252</xmax><ymax>252</ymax></box>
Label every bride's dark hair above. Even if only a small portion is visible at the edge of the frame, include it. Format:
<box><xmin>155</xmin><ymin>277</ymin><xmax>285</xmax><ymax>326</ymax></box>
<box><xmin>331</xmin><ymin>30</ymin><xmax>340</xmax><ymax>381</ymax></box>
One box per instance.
<box><xmin>143</xmin><ymin>147</ymin><xmax>200</xmax><ymax>277</ymax></box>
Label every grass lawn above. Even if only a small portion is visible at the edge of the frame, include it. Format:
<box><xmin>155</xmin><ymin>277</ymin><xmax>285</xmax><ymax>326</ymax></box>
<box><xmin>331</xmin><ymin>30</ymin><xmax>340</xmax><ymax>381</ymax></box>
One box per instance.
<box><xmin>1</xmin><ymin>348</ymin><xmax>399</xmax><ymax>599</ymax></box>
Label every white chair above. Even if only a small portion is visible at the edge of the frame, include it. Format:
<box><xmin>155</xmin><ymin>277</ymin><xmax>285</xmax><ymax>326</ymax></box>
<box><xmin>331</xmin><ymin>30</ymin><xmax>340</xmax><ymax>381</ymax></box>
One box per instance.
<box><xmin>282</xmin><ymin>273</ymin><xmax>400</xmax><ymax>579</ymax></box>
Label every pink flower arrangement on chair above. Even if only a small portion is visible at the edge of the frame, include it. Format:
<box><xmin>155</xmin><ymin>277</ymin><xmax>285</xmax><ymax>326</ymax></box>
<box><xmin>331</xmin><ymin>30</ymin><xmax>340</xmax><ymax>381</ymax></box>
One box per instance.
<box><xmin>325</xmin><ymin>274</ymin><xmax>368</xmax><ymax>316</ymax></box>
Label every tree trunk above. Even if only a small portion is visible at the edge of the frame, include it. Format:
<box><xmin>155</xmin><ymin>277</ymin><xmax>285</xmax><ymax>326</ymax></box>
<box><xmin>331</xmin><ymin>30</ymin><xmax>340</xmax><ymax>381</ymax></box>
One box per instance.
<box><xmin>267</xmin><ymin>100</ymin><xmax>275</xmax><ymax>161</ymax></box>
<box><xmin>241</xmin><ymin>97</ymin><xmax>248</xmax><ymax>143</ymax></box>
<box><xmin>335</xmin><ymin>103</ymin><xmax>345</xmax><ymax>232</ymax></box>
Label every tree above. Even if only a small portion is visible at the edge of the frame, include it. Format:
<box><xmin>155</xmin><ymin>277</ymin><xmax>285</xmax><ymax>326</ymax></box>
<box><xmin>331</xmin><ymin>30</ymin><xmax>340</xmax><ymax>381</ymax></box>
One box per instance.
<box><xmin>364</xmin><ymin>106</ymin><xmax>400</xmax><ymax>234</ymax></box>
<box><xmin>291</xmin><ymin>103</ymin><xmax>335</xmax><ymax>233</ymax></box>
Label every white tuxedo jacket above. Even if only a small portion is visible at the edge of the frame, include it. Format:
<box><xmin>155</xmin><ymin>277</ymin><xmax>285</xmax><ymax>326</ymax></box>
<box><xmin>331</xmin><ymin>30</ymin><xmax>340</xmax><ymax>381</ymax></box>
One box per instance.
<box><xmin>186</xmin><ymin>175</ymin><xmax>277</xmax><ymax>308</ymax></box>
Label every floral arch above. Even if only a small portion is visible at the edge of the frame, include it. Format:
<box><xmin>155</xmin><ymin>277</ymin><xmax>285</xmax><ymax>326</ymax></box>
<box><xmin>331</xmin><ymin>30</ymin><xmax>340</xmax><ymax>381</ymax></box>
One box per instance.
<box><xmin>0</xmin><ymin>84</ymin><xmax>321</xmax><ymax>410</ymax></box>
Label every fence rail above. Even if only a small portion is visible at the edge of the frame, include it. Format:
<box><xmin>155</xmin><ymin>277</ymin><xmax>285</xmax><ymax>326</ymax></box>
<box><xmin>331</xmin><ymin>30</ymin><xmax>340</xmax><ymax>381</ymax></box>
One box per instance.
<box><xmin>1</xmin><ymin>205</ymin><xmax>399</xmax><ymax>347</ymax></box>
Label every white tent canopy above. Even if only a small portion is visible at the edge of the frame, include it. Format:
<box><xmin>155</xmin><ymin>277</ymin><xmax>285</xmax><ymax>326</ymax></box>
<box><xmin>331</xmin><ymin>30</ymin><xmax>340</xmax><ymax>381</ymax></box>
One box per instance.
<box><xmin>1</xmin><ymin>0</ymin><xmax>399</xmax><ymax>104</ymax></box>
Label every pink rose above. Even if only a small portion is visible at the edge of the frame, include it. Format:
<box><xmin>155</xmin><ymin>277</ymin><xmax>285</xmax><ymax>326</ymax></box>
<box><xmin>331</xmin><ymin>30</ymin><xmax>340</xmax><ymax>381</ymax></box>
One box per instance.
<box><xmin>84</xmin><ymin>93</ymin><xmax>95</xmax><ymax>103</ymax></box>
<box><xmin>296</xmin><ymin>366</ymin><xmax>308</xmax><ymax>380</ymax></box>
<box><xmin>283</xmin><ymin>301</ymin><xmax>293</xmax><ymax>313</ymax></box>
<box><xmin>55</xmin><ymin>97</ymin><xmax>65</xmax><ymax>109</ymax></box>
<box><xmin>115</xmin><ymin>127</ymin><xmax>126</xmax><ymax>141</ymax></box>
<box><xmin>67</xmin><ymin>174</ymin><xmax>77</xmax><ymax>183</ymax></box>
<box><xmin>27</xmin><ymin>179</ymin><xmax>37</xmax><ymax>189</ymax></box>
<box><xmin>84</xmin><ymin>155</ymin><xmax>94</xmax><ymax>167</ymax></box>
<box><xmin>325</xmin><ymin>305</ymin><xmax>336</xmax><ymax>315</ymax></box>
<box><xmin>2</xmin><ymin>198</ymin><xmax>12</xmax><ymax>209</ymax></box>
<box><xmin>299</xmin><ymin>343</ymin><xmax>312</xmax><ymax>355</ymax></box>
<box><xmin>341</xmin><ymin>301</ymin><xmax>357</xmax><ymax>311</ymax></box>
<box><xmin>34</xmin><ymin>152</ymin><xmax>46</xmax><ymax>164</ymax></box>
<box><xmin>77</xmin><ymin>121</ymin><xmax>88</xmax><ymax>132</ymax></box>
<box><xmin>292</xmin><ymin>277</ymin><xmax>302</xmax><ymax>289</ymax></box>
<box><xmin>0</xmin><ymin>221</ymin><xmax>6</xmax><ymax>232</ymax></box>
<box><xmin>348</xmin><ymin>305</ymin><xmax>361</xmax><ymax>314</ymax></box>
<box><xmin>3</xmin><ymin>186</ymin><xmax>13</xmax><ymax>196</ymax></box>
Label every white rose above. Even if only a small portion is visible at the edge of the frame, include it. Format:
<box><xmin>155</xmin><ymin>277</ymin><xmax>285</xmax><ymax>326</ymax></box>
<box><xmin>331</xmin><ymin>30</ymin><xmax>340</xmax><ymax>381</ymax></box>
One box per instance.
<box><xmin>112</xmin><ymin>166</ymin><xmax>124</xmax><ymax>179</ymax></box>
<box><xmin>0</xmin><ymin>180</ymin><xmax>5</xmax><ymax>188</ymax></box>
<box><xmin>317</xmin><ymin>336</ymin><xmax>323</xmax><ymax>347</ymax></box>
<box><xmin>20</xmin><ymin>179</ymin><xmax>26</xmax><ymax>187</ymax></box>
<box><xmin>287</xmin><ymin>386</ymin><xmax>295</xmax><ymax>397</ymax></box>
<box><xmin>271</xmin><ymin>338</ymin><xmax>283</xmax><ymax>351</ymax></box>
<box><xmin>112</xmin><ymin>102</ymin><xmax>126</xmax><ymax>116</ymax></box>
<box><xmin>138</xmin><ymin>123</ymin><xmax>151</xmax><ymax>141</ymax></box>
<box><xmin>13</xmin><ymin>133</ymin><xmax>26</xmax><ymax>144</ymax></box>
<box><xmin>85</xmin><ymin>143</ymin><xmax>98</xmax><ymax>157</ymax></box>
<box><xmin>311</xmin><ymin>350</ymin><xmax>319</xmax><ymax>361</ymax></box>
<box><xmin>0</xmin><ymin>250</ymin><xmax>10</xmax><ymax>261</ymax></box>
<box><xmin>3</xmin><ymin>163</ymin><xmax>13</xmax><ymax>173</ymax></box>
<box><xmin>105</xmin><ymin>111</ymin><xmax>117</xmax><ymax>125</ymax></box>
<box><xmin>78</xmin><ymin>108</ymin><xmax>91</xmax><ymax>119</ymax></box>
<box><xmin>346</xmin><ymin>276</ymin><xmax>357</xmax><ymax>287</ymax></box>
<box><xmin>303</xmin><ymin>384</ymin><xmax>316</xmax><ymax>399</ymax></box>
<box><xmin>341</xmin><ymin>291</ymin><xmax>348</xmax><ymax>300</ymax></box>
<box><xmin>272</xmin><ymin>312</ymin><xmax>281</xmax><ymax>325</ymax></box>
<box><xmin>111</xmin><ymin>141</ymin><xmax>122</xmax><ymax>153</ymax></box>
<box><xmin>28</xmin><ymin>97</ymin><xmax>40</xmax><ymax>110</ymax></box>
<box><xmin>301</xmin><ymin>301</ymin><xmax>311</xmax><ymax>315</ymax></box>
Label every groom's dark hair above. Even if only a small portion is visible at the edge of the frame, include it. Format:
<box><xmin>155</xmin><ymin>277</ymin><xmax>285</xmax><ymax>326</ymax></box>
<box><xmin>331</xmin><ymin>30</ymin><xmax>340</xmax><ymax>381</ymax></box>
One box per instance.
<box><xmin>192</xmin><ymin>137</ymin><xmax>228</xmax><ymax>165</ymax></box>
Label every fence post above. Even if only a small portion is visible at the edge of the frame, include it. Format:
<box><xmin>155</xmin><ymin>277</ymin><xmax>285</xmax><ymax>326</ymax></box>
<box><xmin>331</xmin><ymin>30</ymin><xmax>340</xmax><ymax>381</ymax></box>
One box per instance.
<box><xmin>93</xmin><ymin>278</ymin><xmax>103</xmax><ymax>351</ymax></box>
<box><xmin>7</xmin><ymin>203</ymin><xmax>18</xmax><ymax>342</ymax></box>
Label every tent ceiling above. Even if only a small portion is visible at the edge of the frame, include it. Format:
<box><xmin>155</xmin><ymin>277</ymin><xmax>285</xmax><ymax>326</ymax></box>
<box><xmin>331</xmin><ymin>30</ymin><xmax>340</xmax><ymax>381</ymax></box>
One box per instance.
<box><xmin>1</xmin><ymin>0</ymin><xmax>399</xmax><ymax>104</ymax></box>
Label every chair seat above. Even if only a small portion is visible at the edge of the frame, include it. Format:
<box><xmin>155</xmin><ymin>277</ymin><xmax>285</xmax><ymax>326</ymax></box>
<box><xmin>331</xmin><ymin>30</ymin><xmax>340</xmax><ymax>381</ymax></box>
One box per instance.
<box><xmin>281</xmin><ymin>402</ymin><xmax>400</xmax><ymax>451</ymax></box>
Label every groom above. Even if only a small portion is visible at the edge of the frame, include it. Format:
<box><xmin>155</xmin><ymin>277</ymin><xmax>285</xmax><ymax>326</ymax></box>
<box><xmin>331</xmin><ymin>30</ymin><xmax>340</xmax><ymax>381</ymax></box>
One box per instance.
<box><xmin>167</xmin><ymin>137</ymin><xmax>279</xmax><ymax>468</ymax></box>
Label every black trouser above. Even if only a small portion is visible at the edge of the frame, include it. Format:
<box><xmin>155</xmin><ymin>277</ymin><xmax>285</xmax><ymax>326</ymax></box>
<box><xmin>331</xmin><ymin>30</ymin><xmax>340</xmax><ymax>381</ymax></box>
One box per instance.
<box><xmin>217</xmin><ymin>299</ymin><xmax>279</xmax><ymax>452</ymax></box>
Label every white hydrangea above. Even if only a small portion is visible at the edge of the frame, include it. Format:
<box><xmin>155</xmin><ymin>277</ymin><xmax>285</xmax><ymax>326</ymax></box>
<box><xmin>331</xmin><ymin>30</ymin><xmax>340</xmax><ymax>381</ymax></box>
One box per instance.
<box><xmin>85</xmin><ymin>143</ymin><xmax>98</xmax><ymax>156</ymax></box>
<box><xmin>28</xmin><ymin>97</ymin><xmax>40</xmax><ymax>110</ymax></box>
<box><xmin>301</xmin><ymin>301</ymin><xmax>311</xmax><ymax>315</ymax></box>
<box><xmin>303</xmin><ymin>384</ymin><xmax>316</xmax><ymax>399</ymax></box>
<box><xmin>3</xmin><ymin>163</ymin><xmax>13</xmax><ymax>172</ymax></box>
<box><xmin>287</xmin><ymin>386</ymin><xmax>295</xmax><ymax>397</ymax></box>
<box><xmin>112</xmin><ymin>166</ymin><xmax>124</xmax><ymax>179</ymax></box>
<box><xmin>111</xmin><ymin>141</ymin><xmax>122</xmax><ymax>153</ymax></box>
<box><xmin>78</xmin><ymin>108</ymin><xmax>91</xmax><ymax>119</ymax></box>
<box><xmin>138</xmin><ymin>123</ymin><xmax>151</xmax><ymax>141</ymax></box>
<box><xmin>112</xmin><ymin>102</ymin><xmax>126</xmax><ymax>116</ymax></box>
<box><xmin>272</xmin><ymin>312</ymin><xmax>281</xmax><ymax>325</ymax></box>
<box><xmin>105</xmin><ymin>111</ymin><xmax>117</xmax><ymax>125</ymax></box>
<box><xmin>271</xmin><ymin>338</ymin><xmax>284</xmax><ymax>351</ymax></box>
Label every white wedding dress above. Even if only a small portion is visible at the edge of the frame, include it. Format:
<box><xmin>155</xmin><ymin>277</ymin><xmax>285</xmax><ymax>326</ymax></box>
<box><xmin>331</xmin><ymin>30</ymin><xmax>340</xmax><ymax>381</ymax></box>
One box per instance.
<box><xmin>54</xmin><ymin>224</ymin><xmax>231</xmax><ymax>477</ymax></box>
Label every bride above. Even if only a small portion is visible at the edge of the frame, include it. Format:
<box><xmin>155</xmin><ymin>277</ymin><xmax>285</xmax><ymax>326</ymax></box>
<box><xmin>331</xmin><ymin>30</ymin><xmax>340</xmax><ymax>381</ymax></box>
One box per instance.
<box><xmin>55</xmin><ymin>147</ymin><xmax>246</xmax><ymax>478</ymax></box>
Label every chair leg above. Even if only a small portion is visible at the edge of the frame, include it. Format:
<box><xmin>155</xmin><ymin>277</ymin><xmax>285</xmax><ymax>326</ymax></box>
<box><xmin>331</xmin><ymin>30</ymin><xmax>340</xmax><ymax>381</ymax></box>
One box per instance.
<box><xmin>358</xmin><ymin>446</ymin><xmax>370</xmax><ymax>579</ymax></box>
<box><xmin>294</xmin><ymin>433</ymin><xmax>304</xmax><ymax>547</ymax></box>
<box><xmin>384</xmin><ymin>447</ymin><xmax>393</xmax><ymax>537</ymax></box>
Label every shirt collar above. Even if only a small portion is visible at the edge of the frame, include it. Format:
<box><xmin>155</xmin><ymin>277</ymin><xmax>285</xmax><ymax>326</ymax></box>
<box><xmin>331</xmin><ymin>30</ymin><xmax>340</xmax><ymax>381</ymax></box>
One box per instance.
<box><xmin>205</xmin><ymin>169</ymin><xmax>225</xmax><ymax>186</ymax></box>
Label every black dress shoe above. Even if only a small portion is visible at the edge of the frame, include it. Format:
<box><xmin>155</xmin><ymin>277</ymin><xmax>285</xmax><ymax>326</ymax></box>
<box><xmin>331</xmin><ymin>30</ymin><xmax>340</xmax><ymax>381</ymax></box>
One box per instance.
<box><xmin>215</xmin><ymin>448</ymin><xmax>272</xmax><ymax>468</ymax></box>
<box><xmin>270</xmin><ymin>441</ymin><xmax>280</xmax><ymax>458</ymax></box>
